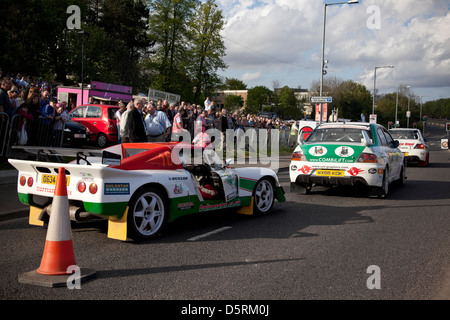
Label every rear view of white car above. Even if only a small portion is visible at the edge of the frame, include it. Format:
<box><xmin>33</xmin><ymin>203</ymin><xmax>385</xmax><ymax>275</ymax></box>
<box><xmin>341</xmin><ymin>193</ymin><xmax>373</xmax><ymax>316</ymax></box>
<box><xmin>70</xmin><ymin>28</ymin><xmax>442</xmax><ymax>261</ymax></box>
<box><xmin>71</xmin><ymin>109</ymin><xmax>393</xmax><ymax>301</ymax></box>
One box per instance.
<box><xmin>389</xmin><ymin>128</ymin><xmax>430</xmax><ymax>167</ymax></box>
<box><xmin>290</xmin><ymin>122</ymin><xmax>406</xmax><ymax>198</ymax></box>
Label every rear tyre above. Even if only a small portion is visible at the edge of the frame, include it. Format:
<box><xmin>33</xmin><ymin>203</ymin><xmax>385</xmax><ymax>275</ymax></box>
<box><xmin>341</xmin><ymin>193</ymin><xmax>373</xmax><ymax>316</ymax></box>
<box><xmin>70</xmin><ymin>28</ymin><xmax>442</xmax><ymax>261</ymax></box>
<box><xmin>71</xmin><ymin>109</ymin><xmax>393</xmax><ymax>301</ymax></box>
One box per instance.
<box><xmin>96</xmin><ymin>133</ymin><xmax>108</xmax><ymax>148</ymax></box>
<box><xmin>127</xmin><ymin>187</ymin><xmax>168</xmax><ymax>241</ymax></box>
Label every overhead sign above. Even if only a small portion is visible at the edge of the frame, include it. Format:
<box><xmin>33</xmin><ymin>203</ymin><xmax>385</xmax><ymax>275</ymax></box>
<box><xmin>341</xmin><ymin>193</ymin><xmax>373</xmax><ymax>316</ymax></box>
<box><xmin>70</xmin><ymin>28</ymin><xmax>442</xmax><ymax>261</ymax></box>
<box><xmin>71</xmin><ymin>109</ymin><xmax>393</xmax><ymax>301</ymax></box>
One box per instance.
<box><xmin>310</xmin><ymin>96</ymin><xmax>332</xmax><ymax>103</ymax></box>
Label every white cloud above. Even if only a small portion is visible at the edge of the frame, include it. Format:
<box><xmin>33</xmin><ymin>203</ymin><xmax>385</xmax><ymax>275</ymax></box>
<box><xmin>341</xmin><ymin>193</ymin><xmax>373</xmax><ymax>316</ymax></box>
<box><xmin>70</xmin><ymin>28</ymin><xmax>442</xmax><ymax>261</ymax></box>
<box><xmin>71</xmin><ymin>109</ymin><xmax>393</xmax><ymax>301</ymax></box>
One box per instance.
<box><xmin>217</xmin><ymin>0</ymin><xmax>450</xmax><ymax>101</ymax></box>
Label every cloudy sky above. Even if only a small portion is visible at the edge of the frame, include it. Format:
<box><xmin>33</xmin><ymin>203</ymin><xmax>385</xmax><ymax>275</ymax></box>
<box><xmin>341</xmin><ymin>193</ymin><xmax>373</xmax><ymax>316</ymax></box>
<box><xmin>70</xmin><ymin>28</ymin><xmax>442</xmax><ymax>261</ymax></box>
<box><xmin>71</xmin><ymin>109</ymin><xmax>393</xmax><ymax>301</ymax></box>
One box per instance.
<box><xmin>216</xmin><ymin>0</ymin><xmax>450</xmax><ymax>102</ymax></box>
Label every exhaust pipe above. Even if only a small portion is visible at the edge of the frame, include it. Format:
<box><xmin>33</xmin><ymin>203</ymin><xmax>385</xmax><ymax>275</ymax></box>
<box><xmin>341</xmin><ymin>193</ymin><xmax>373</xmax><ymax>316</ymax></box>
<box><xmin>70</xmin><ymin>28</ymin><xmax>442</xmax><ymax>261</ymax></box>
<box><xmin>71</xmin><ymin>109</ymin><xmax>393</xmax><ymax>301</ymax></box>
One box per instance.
<box><xmin>39</xmin><ymin>204</ymin><xmax>95</xmax><ymax>222</ymax></box>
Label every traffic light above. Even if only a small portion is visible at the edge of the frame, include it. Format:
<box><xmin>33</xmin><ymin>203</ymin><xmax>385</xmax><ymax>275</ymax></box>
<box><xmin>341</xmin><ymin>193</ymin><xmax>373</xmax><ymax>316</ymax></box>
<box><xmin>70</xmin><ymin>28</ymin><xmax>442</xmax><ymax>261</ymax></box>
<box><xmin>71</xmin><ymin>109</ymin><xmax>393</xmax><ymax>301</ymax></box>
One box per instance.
<box><xmin>446</xmin><ymin>122</ymin><xmax>450</xmax><ymax>132</ymax></box>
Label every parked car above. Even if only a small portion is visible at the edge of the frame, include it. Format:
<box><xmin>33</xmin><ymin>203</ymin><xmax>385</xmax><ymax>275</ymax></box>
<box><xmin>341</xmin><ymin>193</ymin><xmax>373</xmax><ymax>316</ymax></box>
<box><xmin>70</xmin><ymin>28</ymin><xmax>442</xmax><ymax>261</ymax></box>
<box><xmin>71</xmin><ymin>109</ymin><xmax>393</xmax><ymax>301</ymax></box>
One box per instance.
<box><xmin>388</xmin><ymin>128</ymin><xmax>430</xmax><ymax>166</ymax></box>
<box><xmin>69</xmin><ymin>104</ymin><xmax>119</xmax><ymax>148</ymax></box>
<box><xmin>63</xmin><ymin>121</ymin><xmax>90</xmax><ymax>147</ymax></box>
<box><xmin>290</xmin><ymin>122</ymin><xmax>406</xmax><ymax>198</ymax></box>
<box><xmin>9</xmin><ymin>142</ymin><xmax>285</xmax><ymax>241</ymax></box>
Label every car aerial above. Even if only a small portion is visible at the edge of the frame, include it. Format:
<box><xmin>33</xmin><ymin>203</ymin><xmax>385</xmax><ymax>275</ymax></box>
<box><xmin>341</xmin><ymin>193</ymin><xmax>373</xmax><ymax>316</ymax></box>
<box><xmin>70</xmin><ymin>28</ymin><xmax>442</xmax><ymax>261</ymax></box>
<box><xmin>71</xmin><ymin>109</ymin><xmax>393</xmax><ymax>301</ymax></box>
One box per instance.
<box><xmin>63</xmin><ymin>121</ymin><xmax>90</xmax><ymax>147</ymax></box>
<box><xmin>388</xmin><ymin>128</ymin><xmax>430</xmax><ymax>167</ymax></box>
<box><xmin>69</xmin><ymin>104</ymin><xmax>119</xmax><ymax>148</ymax></box>
<box><xmin>289</xmin><ymin>122</ymin><xmax>406</xmax><ymax>198</ymax></box>
<box><xmin>9</xmin><ymin>142</ymin><xmax>285</xmax><ymax>241</ymax></box>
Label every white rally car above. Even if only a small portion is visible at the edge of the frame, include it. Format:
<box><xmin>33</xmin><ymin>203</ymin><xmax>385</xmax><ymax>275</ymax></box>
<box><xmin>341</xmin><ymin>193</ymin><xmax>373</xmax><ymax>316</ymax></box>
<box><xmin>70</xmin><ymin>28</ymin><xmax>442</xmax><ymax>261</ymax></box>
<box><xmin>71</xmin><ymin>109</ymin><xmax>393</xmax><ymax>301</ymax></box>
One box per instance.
<box><xmin>389</xmin><ymin>128</ymin><xmax>430</xmax><ymax>167</ymax></box>
<box><xmin>9</xmin><ymin>142</ymin><xmax>285</xmax><ymax>241</ymax></box>
<box><xmin>290</xmin><ymin>122</ymin><xmax>406</xmax><ymax>198</ymax></box>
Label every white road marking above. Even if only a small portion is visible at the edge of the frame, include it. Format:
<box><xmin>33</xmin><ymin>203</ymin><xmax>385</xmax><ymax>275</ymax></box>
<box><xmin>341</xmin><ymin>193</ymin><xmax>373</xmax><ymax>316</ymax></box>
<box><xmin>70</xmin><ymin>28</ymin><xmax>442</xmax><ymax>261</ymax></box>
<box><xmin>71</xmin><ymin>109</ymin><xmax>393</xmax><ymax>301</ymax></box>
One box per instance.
<box><xmin>188</xmin><ymin>226</ymin><xmax>232</xmax><ymax>241</ymax></box>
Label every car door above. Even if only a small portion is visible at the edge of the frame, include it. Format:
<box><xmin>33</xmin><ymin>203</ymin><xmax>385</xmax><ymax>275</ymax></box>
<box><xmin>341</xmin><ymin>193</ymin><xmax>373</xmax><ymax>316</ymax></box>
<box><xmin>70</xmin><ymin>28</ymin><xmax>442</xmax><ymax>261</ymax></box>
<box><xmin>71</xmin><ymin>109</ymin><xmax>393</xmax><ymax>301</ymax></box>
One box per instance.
<box><xmin>211</xmin><ymin>167</ymin><xmax>238</xmax><ymax>202</ymax></box>
<box><xmin>379</xmin><ymin>127</ymin><xmax>401</xmax><ymax>180</ymax></box>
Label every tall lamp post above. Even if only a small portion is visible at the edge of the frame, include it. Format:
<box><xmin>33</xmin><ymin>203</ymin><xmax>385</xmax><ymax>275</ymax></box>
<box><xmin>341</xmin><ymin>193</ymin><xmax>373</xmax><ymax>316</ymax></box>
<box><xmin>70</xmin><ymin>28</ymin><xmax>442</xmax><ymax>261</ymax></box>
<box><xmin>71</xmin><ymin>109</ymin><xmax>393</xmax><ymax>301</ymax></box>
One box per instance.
<box><xmin>319</xmin><ymin>0</ymin><xmax>359</xmax><ymax>124</ymax></box>
<box><xmin>78</xmin><ymin>30</ymin><xmax>90</xmax><ymax>106</ymax></box>
<box><xmin>372</xmin><ymin>65</ymin><xmax>394</xmax><ymax>116</ymax></box>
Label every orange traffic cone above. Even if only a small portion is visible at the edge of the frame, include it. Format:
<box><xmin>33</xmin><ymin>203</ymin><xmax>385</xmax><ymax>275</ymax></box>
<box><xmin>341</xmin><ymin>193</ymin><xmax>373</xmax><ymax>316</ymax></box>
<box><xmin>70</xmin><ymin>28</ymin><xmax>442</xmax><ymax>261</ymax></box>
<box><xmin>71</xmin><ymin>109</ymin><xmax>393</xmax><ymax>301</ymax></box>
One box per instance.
<box><xmin>37</xmin><ymin>167</ymin><xmax>76</xmax><ymax>275</ymax></box>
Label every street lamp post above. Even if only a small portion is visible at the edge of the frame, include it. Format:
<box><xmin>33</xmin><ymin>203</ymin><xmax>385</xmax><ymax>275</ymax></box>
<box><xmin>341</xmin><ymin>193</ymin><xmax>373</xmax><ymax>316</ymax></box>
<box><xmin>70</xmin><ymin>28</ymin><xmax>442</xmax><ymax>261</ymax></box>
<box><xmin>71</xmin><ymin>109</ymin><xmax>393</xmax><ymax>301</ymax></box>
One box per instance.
<box><xmin>319</xmin><ymin>0</ymin><xmax>359</xmax><ymax>124</ymax></box>
<box><xmin>372</xmin><ymin>65</ymin><xmax>394</xmax><ymax>116</ymax></box>
<box><xmin>78</xmin><ymin>30</ymin><xmax>90</xmax><ymax>106</ymax></box>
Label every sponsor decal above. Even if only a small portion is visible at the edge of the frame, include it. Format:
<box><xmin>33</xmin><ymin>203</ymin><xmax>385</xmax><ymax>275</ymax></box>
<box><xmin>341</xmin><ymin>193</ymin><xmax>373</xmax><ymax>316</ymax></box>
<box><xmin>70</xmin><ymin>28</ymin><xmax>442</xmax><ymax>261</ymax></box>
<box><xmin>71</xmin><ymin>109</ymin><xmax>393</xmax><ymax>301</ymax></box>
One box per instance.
<box><xmin>178</xmin><ymin>202</ymin><xmax>194</xmax><ymax>211</ymax></box>
<box><xmin>298</xmin><ymin>165</ymin><xmax>313</xmax><ymax>174</ymax></box>
<box><xmin>36</xmin><ymin>186</ymin><xmax>72</xmax><ymax>196</ymax></box>
<box><xmin>169</xmin><ymin>176</ymin><xmax>188</xmax><ymax>181</ymax></box>
<box><xmin>104</xmin><ymin>183</ymin><xmax>130</xmax><ymax>195</ymax></box>
<box><xmin>290</xmin><ymin>165</ymin><xmax>298</xmax><ymax>171</ymax></box>
<box><xmin>199</xmin><ymin>199</ymin><xmax>241</xmax><ymax>212</ymax></box>
<box><xmin>309</xmin><ymin>146</ymin><xmax>327</xmax><ymax>156</ymax></box>
<box><xmin>368</xmin><ymin>168</ymin><xmax>377</xmax><ymax>174</ymax></box>
<box><xmin>174</xmin><ymin>184</ymin><xmax>184</xmax><ymax>194</ymax></box>
<box><xmin>335</xmin><ymin>146</ymin><xmax>354</xmax><ymax>157</ymax></box>
<box><xmin>348</xmin><ymin>167</ymin><xmax>364</xmax><ymax>176</ymax></box>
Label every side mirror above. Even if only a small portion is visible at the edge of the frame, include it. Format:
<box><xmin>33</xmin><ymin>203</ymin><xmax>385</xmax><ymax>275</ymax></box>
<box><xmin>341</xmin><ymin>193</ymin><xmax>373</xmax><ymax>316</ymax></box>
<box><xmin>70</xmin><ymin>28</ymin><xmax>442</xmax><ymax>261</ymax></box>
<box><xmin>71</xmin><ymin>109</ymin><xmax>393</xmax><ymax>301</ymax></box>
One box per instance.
<box><xmin>225</xmin><ymin>158</ymin><xmax>234</xmax><ymax>166</ymax></box>
<box><xmin>390</xmin><ymin>140</ymin><xmax>400</xmax><ymax>148</ymax></box>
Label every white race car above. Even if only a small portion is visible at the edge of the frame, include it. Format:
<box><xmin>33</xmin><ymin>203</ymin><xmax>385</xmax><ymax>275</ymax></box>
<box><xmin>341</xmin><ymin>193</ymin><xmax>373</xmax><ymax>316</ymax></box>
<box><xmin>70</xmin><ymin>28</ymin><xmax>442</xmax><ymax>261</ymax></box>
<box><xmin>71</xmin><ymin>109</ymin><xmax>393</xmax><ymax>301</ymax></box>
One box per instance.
<box><xmin>290</xmin><ymin>122</ymin><xmax>406</xmax><ymax>198</ymax></box>
<box><xmin>389</xmin><ymin>128</ymin><xmax>430</xmax><ymax>166</ymax></box>
<box><xmin>9</xmin><ymin>142</ymin><xmax>285</xmax><ymax>241</ymax></box>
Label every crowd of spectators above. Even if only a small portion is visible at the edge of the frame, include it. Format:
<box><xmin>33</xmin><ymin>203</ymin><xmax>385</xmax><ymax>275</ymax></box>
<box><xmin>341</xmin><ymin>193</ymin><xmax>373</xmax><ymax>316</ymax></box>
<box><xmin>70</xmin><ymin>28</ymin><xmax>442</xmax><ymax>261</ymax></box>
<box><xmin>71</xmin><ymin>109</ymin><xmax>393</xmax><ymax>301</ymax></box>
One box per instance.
<box><xmin>0</xmin><ymin>73</ymin><xmax>68</xmax><ymax>147</ymax></box>
<box><xmin>1</xmin><ymin>72</ymin><xmax>297</xmax><ymax>152</ymax></box>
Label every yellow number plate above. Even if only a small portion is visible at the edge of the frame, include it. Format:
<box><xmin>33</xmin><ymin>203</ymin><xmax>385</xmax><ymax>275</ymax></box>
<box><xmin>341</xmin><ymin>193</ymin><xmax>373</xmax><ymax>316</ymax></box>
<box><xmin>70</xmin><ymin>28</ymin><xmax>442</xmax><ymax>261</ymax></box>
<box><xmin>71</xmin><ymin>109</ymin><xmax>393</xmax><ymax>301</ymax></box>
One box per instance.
<box><xmin>316</xmin><ymin>170</ymin><xmax>345</xmax><ymax>177</ymax></box>
<box><xmin>41</xmin><ymin>174</ymin><xmax>70</xmax><ymax>185</ymax></box>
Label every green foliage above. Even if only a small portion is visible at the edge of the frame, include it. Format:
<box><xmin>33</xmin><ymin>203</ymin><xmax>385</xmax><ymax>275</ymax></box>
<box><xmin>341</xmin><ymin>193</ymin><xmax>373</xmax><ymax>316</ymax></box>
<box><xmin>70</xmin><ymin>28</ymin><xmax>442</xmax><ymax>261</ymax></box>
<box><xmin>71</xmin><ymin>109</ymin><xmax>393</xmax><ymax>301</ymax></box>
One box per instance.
<box><xmin>246</xmin><ymin>86</ymin><xmax>272</xmax><ymax>114</ymax></box>
<box><xmin>225</xmin><ymin>94</ymin><xmax>244</xmax><ymax>113</ymax></box>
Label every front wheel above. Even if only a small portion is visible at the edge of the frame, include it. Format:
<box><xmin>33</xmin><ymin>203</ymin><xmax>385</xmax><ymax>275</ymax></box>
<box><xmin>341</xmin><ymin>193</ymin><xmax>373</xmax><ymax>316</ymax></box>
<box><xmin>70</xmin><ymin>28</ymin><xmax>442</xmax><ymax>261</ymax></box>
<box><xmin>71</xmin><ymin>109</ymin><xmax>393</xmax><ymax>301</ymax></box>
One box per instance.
<box><xmin>127</xmin><ymin>187</ymin><xmax>168</xmax><ymax>241</ymax></box>
<box><xmin>253</xmin><ymin>178</ymin><xmax>275</xmax><ymax>215</ymax></box>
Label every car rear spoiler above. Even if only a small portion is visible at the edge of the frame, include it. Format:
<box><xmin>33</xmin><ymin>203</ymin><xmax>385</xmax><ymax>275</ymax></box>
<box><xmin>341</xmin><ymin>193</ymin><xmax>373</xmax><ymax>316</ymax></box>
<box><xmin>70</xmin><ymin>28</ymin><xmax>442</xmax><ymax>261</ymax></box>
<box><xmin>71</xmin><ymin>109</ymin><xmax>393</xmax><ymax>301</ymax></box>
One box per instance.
<box><xmin>11</xmin><ymin>146</ymin><xmax>104</xmax><ymax>164</ymax></box>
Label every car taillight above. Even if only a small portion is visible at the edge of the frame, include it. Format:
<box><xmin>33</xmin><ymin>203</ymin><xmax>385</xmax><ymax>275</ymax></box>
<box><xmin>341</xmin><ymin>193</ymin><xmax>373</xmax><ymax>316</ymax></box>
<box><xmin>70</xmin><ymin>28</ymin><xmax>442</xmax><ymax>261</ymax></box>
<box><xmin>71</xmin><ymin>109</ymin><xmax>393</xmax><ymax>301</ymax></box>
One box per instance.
<box><xmin>108</xmin><ymin>120</ymin><xmax>116</xmax><ymax>131</ymax></box>
<box><xmin>20</xmin><ymin>176</ymin><xmax>26</xmax><ymax>186</ymax></box>
<box><xmin>27</xmin><ymin>177</ymin><xmax>34</xmax><ymax>187</ymax></box>
<box><xmin>77</xmin><ymin>181</ymin><xmax>86</xmax><ymax>193</ymax></box>
<box><xmin>356</xmin><ymin>153</ymin><xmax>378</xmax><ymax>163</ymax></box>
<box><xmin>414</xmin><ymin>143</ymin><xmax>425</xmax><ymax>149</ymax></box>
<box><xmin>89</xmin><ymin>183</ymin><xmax>98</xmax><ymax>194</ymax></box>
<box><xmin>291</xmin><ymin>151</ymin><xmax>306</xmax><ymax>161</ymax></box>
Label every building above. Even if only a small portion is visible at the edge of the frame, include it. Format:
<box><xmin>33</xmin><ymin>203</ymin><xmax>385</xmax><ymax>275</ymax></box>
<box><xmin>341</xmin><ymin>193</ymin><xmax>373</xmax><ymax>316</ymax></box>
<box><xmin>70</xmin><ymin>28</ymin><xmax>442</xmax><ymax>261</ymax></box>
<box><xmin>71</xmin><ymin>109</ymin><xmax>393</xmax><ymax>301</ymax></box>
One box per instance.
<box><xmin>212</xmin><ymin>90</ymin><xmax>248</xmax><ymax>110</ymax></box>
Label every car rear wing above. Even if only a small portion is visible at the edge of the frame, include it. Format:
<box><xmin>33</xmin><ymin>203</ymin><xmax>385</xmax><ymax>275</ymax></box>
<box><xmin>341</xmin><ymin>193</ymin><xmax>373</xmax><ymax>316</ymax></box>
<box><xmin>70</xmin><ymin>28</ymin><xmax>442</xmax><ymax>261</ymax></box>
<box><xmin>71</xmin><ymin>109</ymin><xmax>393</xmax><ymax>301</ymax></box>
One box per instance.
<box><xmin>10</xmin><ymin>146</ymin><xmax>121</xmax><ymax>165</ymax></box>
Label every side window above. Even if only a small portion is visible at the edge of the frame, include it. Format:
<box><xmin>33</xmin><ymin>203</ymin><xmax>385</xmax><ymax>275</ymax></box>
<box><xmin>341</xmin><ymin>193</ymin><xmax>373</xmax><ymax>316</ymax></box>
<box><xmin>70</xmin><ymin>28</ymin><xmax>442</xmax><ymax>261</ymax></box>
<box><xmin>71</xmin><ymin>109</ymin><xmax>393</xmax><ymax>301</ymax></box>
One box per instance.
<box><xmin>86</xmin><ymin>106</ymin><xmax>101</xmax><ymax>118</ymax></box>
<box><xmin>71</xmin><ymin>106</ymin><xmax>86</xmax><ymax>118</ymax></box>
<box><xmin>383</xmin><ymin>129</ymin><xmax>394</xmax><ymax>147</ymax></box>
<box><xmin>377</xmin><ymin>128</ymin><xmax>387</xmax><ymax>146</ymax></box>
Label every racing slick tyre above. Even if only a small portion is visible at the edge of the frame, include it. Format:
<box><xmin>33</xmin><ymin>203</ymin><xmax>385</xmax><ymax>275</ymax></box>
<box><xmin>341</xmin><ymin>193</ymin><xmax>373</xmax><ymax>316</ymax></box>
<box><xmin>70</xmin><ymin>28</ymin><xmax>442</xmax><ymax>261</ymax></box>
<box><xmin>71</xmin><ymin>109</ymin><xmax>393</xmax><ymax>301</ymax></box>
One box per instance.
<box><xmin>253</xmin><ymin>177</ymin><xmax>275</xmax><ymax>215</ymax></box>
<box><xmin>127</xmin><ymin>187</ymin><xmax>168</xmax><ymax>241</ymax></box>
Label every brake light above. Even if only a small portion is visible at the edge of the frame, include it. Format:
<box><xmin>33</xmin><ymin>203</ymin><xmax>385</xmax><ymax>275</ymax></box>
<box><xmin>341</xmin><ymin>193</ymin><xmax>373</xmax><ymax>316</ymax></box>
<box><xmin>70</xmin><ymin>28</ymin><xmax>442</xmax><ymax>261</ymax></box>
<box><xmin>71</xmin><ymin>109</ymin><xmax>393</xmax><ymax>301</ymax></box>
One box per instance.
<box><xmin>77</xmin><ymin>181</ymin><xmax>86</xmax><ymax>193</ymax></box>
<box><xmin>414</xmin><ymin>144</ymin><xmax>425</xmax><ymax>149</ymax></box>
<box><xmin>20</xmin><ymin>176</ymin><xmax>26</xmax><ymax>186</ymax></box>
<box><xmin>291</xmin><ymin>151</ymin><xmax>306</xmax><ymax>161</ymax></box>
<box><xmin>89</xmin><ymin>183</ymin><xmax>98</xmax><ymax>194</ymax></box>
<box><xmin>356</xmin><ymin>153</ymin><xmax>378</xmax><ymax>163</ymax></box>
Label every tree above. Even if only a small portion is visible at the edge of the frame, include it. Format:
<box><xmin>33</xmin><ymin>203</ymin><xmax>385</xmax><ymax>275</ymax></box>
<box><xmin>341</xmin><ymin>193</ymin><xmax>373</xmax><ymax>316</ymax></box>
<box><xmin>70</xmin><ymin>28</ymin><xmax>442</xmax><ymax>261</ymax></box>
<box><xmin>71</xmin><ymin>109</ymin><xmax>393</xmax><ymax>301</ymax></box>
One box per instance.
<box><xmin>147</xmin><ymin>0</ymin><xmax>198</xmax><ymax>94</ymax></box>
<box><xmin>278</xmin><ymin>86</ymin><xmax>300</xmax><ymax>120</ymax></box>
<box><xmin>223</xmin><ymin>78</ymin><xmax>247</xmax><ymax>90</ymax></box>
<box><xmin>246</xmin><ymin>86</ymin><xmax>272</xmax><ymax>114</ymax></box>
<box><xmin>225</xmin><ymin>94</ymin><xmax>244</xmax><ymax>113</ymax></box>
<box><xmin>188</xmin><ymin>0</ymin><xmax>227</xmax><ymax>103</ymax></box>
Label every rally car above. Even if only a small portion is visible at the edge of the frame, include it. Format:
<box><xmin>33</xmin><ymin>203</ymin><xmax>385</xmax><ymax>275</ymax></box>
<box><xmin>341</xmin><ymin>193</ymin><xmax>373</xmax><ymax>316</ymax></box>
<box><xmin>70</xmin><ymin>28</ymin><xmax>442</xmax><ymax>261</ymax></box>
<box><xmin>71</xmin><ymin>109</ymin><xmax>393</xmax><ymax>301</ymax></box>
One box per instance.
<box><xmin>290</xmin><ymin>122</ymin><xmax>406</xmax><ymax>198</ymax></box>
<box><xmin>389</xmin><ymin>128</ymin><xmax>430</xmax><ymax>167</ymax></box>
<box><xmin>8</xmin><ymin>142</ymin><xmax>285</xmax><ymax>241</ymax></box>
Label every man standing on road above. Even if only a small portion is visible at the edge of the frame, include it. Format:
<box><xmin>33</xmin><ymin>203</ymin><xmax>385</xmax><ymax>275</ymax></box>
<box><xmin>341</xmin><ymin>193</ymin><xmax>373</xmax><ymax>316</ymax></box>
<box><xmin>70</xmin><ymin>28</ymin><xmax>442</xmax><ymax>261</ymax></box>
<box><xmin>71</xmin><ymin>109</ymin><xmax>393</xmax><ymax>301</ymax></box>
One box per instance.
<box><xmin>144</xmin><ymin>101</ymin><xmax>171</xmax><ymax>142</ymax></box>
<box><xmin>126</xmin><ymin>98</ymin><xmax>147</xmax><ymax>143</ymax></box>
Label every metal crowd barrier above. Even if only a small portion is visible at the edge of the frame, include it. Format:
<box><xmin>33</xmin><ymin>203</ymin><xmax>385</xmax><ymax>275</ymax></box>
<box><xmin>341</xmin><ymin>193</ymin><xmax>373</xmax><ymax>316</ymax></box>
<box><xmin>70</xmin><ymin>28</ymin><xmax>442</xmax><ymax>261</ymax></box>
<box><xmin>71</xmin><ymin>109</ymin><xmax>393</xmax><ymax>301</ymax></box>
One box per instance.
<box><xmin>0</xmin><ymin>112</ymin><xmax>64</xmax><ymax>158</ymax></box>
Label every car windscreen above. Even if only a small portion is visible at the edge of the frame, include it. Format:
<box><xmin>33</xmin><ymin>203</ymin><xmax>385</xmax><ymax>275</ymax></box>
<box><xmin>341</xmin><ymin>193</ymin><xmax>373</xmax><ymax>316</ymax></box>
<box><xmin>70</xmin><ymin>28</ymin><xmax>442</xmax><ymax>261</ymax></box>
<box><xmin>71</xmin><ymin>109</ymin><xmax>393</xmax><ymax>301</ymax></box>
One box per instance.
<box><xmin>305</xmin><ymin>127</ymin><xmax>372</xmax><ymax>143</ymax></box>
<box><xmin>389</xmin><ymin>130</ymin><xmax>419</xmax><ymax>140</ymax></box>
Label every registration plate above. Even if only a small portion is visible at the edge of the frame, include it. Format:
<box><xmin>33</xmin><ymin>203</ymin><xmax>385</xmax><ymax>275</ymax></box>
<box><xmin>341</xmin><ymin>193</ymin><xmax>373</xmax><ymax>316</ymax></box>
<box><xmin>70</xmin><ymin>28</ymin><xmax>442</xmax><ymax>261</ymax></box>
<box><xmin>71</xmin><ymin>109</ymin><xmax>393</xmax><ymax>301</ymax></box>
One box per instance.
<box><xmin>316</xmin><ymin>170</ymin><xmax>345</xmax><ymax>177</ymax></box>
<box><xmin>41</xmin><ymin>174</ymin><xmax>70</xmax><ymax>185</ymax></box>
<box><xmin>74</xmin><ymin>133</ymin><xmax>86</xmax><ymax>138</ymax></box>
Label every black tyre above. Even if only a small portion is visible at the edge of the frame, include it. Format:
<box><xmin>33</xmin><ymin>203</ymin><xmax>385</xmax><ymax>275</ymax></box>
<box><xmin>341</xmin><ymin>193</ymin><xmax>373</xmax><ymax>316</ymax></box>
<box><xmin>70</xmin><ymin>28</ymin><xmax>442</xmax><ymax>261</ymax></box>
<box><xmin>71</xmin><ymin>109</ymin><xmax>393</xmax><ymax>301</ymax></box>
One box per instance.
<box><xmin>127</xmin><ymin>187</ymin><xmax>168</xmax><ymax>241</ymax></box>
